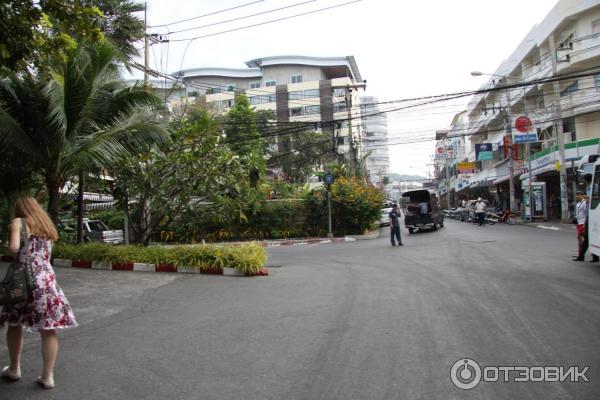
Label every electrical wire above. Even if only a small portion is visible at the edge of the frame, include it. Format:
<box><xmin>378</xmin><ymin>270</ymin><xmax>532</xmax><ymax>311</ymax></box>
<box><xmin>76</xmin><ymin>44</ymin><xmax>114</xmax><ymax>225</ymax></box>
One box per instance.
<box><xmin>149</xmin><ymin>0</ymin><xmax>265</xmax><ymax>27</ymax></box>
<box><xmin>166</xmin><ymin>0</ymin><xmax>317</xmax><ymax>35</ymax></box>
<box><xmin>169</xmin><ymin>0</ymin><xmax>362</xmax><ymax>42</ymax></box>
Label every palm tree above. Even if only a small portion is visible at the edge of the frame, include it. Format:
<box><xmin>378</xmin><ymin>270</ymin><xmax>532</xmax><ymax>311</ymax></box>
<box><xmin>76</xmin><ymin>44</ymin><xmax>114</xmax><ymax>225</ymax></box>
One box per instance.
<box><xmin>0</xmin><ymin>41</ymin><xmax>168</xmax><ymax>228</ymax></box>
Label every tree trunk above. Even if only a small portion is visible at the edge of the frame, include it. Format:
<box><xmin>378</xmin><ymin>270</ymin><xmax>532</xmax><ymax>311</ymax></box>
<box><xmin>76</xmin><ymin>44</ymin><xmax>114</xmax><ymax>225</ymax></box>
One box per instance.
<box><xmin>46</xmin><ymin>177</ymin><xmax>61</xmax><ymax>226</ymax></box>
<box><xmin>76</xmin><ymin>170</ymin><xmax>85</xmax><ymax>244</ymax></box>
<box><xmin>140</xmin><ymin>197</ymin><xmax>152</xmax><ymax>246</ymax></box>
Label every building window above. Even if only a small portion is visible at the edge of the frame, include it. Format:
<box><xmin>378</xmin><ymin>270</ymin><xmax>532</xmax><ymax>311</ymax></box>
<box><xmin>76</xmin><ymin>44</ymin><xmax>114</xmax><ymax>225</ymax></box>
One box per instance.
<box><xmin>334</xmin><ymin>101</ymin><xmax>347</xmax><ymax>113</ymax></box>
<box><xmin>249</xmin><ymin>81</ymin><xmax>260</xmax><ymax>89</ymax></box>
<box><xmin>288</xmin><ymin>91</ymin><xmax>303</xmax><ymax>100</ymax></box>
<box><xmin>221</xmin><ymin>99</ymin><xmax>235</xmax><ymax>109</ymax></box>
<box><xmin>593</xmin><ymin>19</ymin><xmax>600</xmax><ymax>38</ymax></box>
<box><xmin>266</xmin><ymin>80</ymin><xmax>276</xmax><ymax>87</ymax></box>
<box><xmin>290</xmin><ymin>107</ymin><xmax>303</xmax><ymax>117</ymax></box>
<box><xmin>290</xmin><ymin>74</ymin><xmax>303</xmax><ymax>84</ymax></box>
<box><xmin>303</xmin><ymin>89</ymin><xmax>320</xmax><ymax>98</ymax></box>
<box><xmin>225</xmin><ymin>84</ymin><xmax>236</xmax><ymax>92</ymax></box>
<box><xmin>333</xmin><ymin>88</ymin><xmax>346</xmax><ymax>97</ymax></box>
<box><xmin>304</xmin><ymin>105</ymin><xmax>320</xmax><ymax>115</ymax></box>
<box><xmin>595</xmin><ymin>73</ymin><xmax>600</xmax><ymax>87</ymax></box>
<box><xmin>560</xmin><ymin>81</ymin><xmax>579</xmax><ymax>97</ymax></box>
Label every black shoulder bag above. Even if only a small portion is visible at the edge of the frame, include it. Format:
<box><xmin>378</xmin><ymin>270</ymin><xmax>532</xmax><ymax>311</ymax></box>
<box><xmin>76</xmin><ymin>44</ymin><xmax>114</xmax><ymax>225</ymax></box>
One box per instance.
<box><xmin>0</xmin><ymin>219</ymin><xmax>34</xmax><ymax>306</ymax></box>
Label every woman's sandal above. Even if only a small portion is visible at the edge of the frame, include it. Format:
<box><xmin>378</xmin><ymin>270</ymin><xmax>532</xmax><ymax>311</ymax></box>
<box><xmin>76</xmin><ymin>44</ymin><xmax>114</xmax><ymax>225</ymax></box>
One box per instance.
<box><xmin>1</xmin><ymin>366</ymin><xmax>21</xmax><ymax>381</ymax></box>
<box><xmin>36</xmin><ymin>376</ymin><xmax>55</xmax><ymax>389</ymax></box>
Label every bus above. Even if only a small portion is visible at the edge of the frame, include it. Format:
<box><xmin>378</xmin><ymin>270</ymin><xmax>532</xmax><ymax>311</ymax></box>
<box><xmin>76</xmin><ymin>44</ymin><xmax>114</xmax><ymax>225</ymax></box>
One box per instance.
<box><xmin>581</xmin><ymin>155</ymin><xmax>600</xmax><ymax>256</ymax></box>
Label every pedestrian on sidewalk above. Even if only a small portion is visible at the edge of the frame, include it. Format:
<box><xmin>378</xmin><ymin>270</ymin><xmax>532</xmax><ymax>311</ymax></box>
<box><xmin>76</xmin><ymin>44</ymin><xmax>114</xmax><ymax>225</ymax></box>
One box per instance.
<box><xmin>1</xmin><ymin>196</ymin><xmax>78</xmax><ymax>389</ymax></box>
<box><xmin>389</xmin><ymin>204</ymin><xmax>403</xmax><ymax>246</ymax></box>
<box><xmin>475</xmin><ymin>197</ymin><xmax>486</xmax><ymax>226</ymax></box>
<box><xmin>574</xmin><ymin>191</ymin><xmax>588</xmax><ymax>261</ymax></box>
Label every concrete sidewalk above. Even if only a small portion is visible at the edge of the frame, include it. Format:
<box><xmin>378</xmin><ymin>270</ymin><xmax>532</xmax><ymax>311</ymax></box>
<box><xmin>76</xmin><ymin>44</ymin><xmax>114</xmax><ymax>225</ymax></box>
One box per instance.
<box><xmin>519</xmin><ymin>219</ymin><xmax>576</xmax><ymax>233</ymax></box>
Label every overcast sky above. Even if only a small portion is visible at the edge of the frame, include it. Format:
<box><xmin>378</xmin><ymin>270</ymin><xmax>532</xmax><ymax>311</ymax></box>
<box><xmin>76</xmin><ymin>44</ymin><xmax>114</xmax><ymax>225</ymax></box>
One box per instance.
<box><xmin>138</xmin><ymin>0</ymin><xmax>559</xmax><ymax>178</ymax></box>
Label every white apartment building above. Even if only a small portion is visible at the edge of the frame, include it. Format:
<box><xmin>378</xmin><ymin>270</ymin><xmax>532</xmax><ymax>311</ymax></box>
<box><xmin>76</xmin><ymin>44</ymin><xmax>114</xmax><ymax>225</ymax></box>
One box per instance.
<box><xmin>361</xmin><ymin>96</ymin><xmax>391</xmax><ymax>185</ymax></box>
<box><xmin>172</xmin><ymin>55</ymin><xmax>366</xmax><ymax>170</ymax></box>
<box><xmin>437</xmin><ymin>0</ymin><xmax>600</xmax><ymax>219</ymax></box>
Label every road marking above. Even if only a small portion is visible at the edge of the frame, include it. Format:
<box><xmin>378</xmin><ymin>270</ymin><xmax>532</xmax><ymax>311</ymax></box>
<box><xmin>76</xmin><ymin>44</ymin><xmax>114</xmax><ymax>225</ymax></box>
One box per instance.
<box><xmin>537</xmin><ymin>225</ymin><xmax>560</xmax><ymax>231</ymax></box>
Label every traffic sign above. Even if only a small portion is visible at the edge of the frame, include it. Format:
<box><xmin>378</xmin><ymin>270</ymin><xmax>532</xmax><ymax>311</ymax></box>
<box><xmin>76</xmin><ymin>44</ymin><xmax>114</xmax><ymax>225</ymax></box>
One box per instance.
<box><xmin>324</xmin><ymin>173</ymin><xmax>335</xmax><ymax>185</ymax></box>
<box><xmin>515</xmin><ymin>115</ymin><xmax>532</xmax><ymax>133</ymax></box>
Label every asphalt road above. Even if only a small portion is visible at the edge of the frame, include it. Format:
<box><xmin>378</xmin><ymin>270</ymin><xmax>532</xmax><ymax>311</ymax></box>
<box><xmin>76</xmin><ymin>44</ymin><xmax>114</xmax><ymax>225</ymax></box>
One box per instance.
<box><xmin>1</xmin><ymin>220</ymin><xmax>599</xmax><ymax>399</ymax></box>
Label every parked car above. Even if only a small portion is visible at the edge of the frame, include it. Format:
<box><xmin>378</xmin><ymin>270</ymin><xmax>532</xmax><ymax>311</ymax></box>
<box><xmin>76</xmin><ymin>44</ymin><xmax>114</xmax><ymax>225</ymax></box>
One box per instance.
<box><xmin>402</xmin><ymin>189</ymin><xmax>444</xmax><ymax>233</ymax></box>
<box><xmin>83</xmin><ymin>219</ymin><xmax>124</xmax><ymax>244</ymax></box>
<box><xmin>380</xmin><ymin>207</ymin><xmax>393</xmax><ymax>226</ymax></box>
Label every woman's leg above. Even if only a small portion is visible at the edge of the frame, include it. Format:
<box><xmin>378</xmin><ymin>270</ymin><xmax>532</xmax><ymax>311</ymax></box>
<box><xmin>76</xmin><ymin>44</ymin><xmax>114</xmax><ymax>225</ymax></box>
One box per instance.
<box><xmin>6</xmin><ymin>325</ymin><xmax>23</xmax><ymax>371</ymax></box>
<box><xmin>39</xmin><ymin>329</ymin><xmax>58</xmax><ymax>380</ymax></box>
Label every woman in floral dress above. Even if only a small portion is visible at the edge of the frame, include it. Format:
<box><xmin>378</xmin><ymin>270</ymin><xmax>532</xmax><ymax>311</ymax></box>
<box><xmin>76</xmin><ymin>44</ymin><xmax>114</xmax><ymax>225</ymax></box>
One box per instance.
<box><xmin>1</xmin><ymin>196</ymin><xmax>77</xmax><ymax>389</ymax></box>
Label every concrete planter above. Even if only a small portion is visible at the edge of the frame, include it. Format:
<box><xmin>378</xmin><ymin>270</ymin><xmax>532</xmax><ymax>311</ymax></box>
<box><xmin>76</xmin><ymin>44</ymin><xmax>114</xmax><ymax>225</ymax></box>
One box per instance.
<box><xmin>92</xmin><ymin>261</ymin><xmax>112</xmax><ymax>270</ymax></box>
<box><xmin>223</xmin><ymin>268</ymin><xmax>246</xmax><ymax>277</ymax></box>
<box><xmin>133</xmin><ymin>262</ymin><xmax>155</xmax><ymax>272</ymax></box>
<box><xmin>177</xmin><ymin>266</ymin><xmax>200</xmax><ymax>274</ymax></box>
<box><xmin>156</xmin><ymin>263</ymin><xmax>177</xmax><ymax>273</ymax></box>
<box><xmin>112</xmin><ymin>262</ymin><xmax>134</xmax><ymax>271</ymax></box>
<box><xmin>53</xmin><ymin>259</ymin><xmax>72</xmax><ymax>268</ymax></box>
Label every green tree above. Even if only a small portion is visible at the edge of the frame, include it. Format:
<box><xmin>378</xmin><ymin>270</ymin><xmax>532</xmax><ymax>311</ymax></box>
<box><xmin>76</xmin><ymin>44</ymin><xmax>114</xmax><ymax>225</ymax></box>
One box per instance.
<box><xmin>269</xmin><ymin>129</ymin><xmax>331</xmax><ymax>182</ymax></box>
<box><xmin>112</xmin><ymin>109</ymin><xmax>247</xmax><ymax>245</ymax></box>
<box><xmin>0</xmin><ymin>0</ymin><xmax>144</xmax><ymax>71</ymax></box>
<box><xmin>0</xmin><ymin>42</ymin><xmax>167</xmax><ymax>225</ymax></box>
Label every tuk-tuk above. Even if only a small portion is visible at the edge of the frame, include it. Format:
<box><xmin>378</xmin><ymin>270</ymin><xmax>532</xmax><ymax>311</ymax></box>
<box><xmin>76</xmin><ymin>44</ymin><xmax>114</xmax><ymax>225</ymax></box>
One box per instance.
<box><xmin>401</xmin><ymin>189</ymin><xmax>444</xmax><ymax>233</ymax></box>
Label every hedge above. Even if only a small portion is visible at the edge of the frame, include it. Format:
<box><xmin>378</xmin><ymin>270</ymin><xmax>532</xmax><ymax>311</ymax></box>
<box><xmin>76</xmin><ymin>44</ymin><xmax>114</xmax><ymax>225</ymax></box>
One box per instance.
<box><xmin>52</xmin><ymin>242</ymin><xmax>266</xmax><ymax>275</ymax></box>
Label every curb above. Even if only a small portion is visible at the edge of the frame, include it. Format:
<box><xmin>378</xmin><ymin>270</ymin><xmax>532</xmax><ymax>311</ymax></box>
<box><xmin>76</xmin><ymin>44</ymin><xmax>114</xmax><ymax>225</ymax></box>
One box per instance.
<box><xmin>261</xmin><ymin>237</ymin><xmax>355</xmax><ymax>247</ymax></box>
<box><xmin>0</xmin><ymin>256</ymin><xmax>268</xmax><ymax>277</ymax></box>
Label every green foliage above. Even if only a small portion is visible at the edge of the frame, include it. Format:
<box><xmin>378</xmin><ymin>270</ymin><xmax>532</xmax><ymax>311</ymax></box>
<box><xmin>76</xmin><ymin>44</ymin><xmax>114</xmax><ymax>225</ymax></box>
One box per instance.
<box><xmin>87</xmin><ymin>210</ymin><xmax>124</xmax><ymax>230</ymax></box>
<box><xmin>270</xmin><ymin>130</ymin><xmax>332</xmax><ymax>183</ymax></box>
<box><xmin>305</xmin><ymin>177</ymin><xmax>384</xmax><ymax>235</ymax></box>
<box><xmin>0</xmin><ymin>41</ymin><xmax>167</xmax><ymax>223</ymax></box>
<box><xmin>52</xmin><ymin>242</ymin><xmax>266</xmax><ymax>274</ymax></box>
<box><xmin>112</xmin><ymin>108</ymin><xmax>246</xmax><ymax>245</ymax></box>
<box><xmin>0</xmin><ymin>0</ymin><xmax>144</xmax><ymax>71</ymax></box>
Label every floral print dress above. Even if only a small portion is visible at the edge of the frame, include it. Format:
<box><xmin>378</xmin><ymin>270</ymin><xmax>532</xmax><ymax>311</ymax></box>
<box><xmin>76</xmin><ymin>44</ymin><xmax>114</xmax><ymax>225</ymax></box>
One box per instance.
<box><xmin>0</xmin><ymin>233</ymin><xmax>77</xmax><ymax>332</ymax></box>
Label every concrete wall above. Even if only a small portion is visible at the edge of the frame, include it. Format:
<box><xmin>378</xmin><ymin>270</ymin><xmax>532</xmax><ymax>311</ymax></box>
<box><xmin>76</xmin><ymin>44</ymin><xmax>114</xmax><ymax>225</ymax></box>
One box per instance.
<box><xmin>575</xmin><ymin>111</ymin><xmax>600</xmax><ymax>140</ymax></box>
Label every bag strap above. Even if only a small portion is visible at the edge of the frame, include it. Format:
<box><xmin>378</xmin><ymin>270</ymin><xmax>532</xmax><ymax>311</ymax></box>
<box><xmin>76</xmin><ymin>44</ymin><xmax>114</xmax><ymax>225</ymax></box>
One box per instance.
<box><xmin>19</xmin><ymin>218</ymin><xmax>28</xmax><ymax>251</ymax></box>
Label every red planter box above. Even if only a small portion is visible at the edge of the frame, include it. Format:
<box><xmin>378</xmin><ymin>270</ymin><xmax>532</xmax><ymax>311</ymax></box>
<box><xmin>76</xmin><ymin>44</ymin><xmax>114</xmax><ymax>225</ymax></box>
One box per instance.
<box><xmin>112</xmin><ymin>262</ymin><xmax>134</xmax><ymax>271</ymax></box>
<box><xmin>247</xmin><ymin>268</ymin><xmax>269</xmax><ymax>277</ymax></box>
<box><xmin>72</xmin><ymin>260</ymin><xmax>92</xmax><ymax>269</ymax></box>
<box><xmin>200</xmin><ymin>267</ymin><xmax>223</xmax><ymax>275</ymax></box>
<box><xmin>156</xmin><ymin>264</ymin><xmax>177</xmax><ymax>273</ymax></box>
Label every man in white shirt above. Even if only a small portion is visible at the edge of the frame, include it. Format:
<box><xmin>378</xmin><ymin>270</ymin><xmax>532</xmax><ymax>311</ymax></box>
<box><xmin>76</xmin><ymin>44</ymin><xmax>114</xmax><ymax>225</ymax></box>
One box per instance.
<box><xmin>475</xmin><ymin>197</ymin><xmax>486</xmax><ymax>226</ymax></box>
<box><xmin>574</xmin><ymin>191</ymin><xmax>588</xmax><ymax>261</ymax></box>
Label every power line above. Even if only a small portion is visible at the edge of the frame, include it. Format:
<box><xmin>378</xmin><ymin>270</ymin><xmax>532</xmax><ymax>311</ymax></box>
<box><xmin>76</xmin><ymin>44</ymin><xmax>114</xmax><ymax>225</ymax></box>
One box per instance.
<box><xmin>169</xmin><ymin>0</ymin><xmax>362</xmax><ymax>42</ymax></box>
<box><xmin>149</xmin><ymin>0</ymin><xmax>265</xmax><ymax>27</ymax></box>
<box><xmin>166</xmin><ymin>0</ymin><xmax>317</xmax><ymax>35</ymax></box>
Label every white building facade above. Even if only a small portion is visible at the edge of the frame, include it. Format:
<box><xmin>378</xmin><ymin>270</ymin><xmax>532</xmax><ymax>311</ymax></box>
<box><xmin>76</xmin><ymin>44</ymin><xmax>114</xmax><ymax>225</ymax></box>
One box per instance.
<box><xmin>436</xmin><ymin>0</ymin><xmax>600</xmax><ymax>219</ymax></box>
<box><xmin>173</xmin><ymin>56</ymin><xmax>366</xmax><ymax>169</ymax></box>
<box><xmin>360</xmin><ymin>96</ymin><xmax>391</xmax><ymax>185</ymax></box>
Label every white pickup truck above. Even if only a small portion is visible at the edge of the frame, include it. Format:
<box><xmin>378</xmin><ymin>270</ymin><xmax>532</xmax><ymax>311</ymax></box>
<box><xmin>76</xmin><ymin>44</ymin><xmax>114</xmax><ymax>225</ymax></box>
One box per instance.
<box><xmin>83</xmin><ymin>219</ymin><xmax>124</xmax><ymax>244</ymax></box>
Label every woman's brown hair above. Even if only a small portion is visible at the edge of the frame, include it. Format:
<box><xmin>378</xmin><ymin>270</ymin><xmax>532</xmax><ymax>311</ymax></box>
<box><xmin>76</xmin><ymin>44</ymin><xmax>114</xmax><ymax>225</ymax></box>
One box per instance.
<box><xmin>13</xmin><ymin>195</ymin><xmax>58</xmax><ymax>241</ymax></box>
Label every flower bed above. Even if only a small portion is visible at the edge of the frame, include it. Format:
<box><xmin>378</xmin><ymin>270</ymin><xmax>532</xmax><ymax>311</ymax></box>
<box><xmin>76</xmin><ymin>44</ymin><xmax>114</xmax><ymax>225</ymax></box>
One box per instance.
<box><xmin>52</xmin><ymin>242</ymin><xmax>267</xmax><ymax>276</ymax></box>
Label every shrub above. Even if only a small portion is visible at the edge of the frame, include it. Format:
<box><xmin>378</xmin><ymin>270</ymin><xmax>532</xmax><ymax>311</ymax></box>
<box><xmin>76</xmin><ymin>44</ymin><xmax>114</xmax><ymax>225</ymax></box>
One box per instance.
<box><xmin>52</xmin><ymin>242</ymin><xmax>266</xmax><ymax>275</ymax></box>
<box><xmin>304</xmin><ymin>177</ymin><xmax>383</xmax><ymax>235</ymax></box>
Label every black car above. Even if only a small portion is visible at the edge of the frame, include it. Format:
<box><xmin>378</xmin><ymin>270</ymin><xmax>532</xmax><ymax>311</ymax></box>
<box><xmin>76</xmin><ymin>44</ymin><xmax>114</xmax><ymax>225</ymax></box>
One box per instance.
<box><xmin>401</xmin><ymin>189</ymin><xmax>444</xmax><ymax>233</ymax></box>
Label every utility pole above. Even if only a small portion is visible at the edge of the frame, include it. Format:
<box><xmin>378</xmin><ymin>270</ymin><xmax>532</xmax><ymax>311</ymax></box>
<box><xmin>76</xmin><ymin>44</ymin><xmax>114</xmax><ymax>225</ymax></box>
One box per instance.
<box><xmin>505</xmin><ymin>85</ymin><xmax>516</xmax><ymax>215</ymax></box>
<box><xmin>548</xmin><ymin>35</ymin><xmax>570</xmax><ymax>223</ymax></box>
<box><xmin>346</xmin><ymin>86</ymin><xmax>354</xmax><ymax>177</ymax></box>
<box><xmin>524</xmin><ymin>89</ymin><xmax>533</xmax><ymax>222</ymax></box>
<box><xmin>144</xmin><ymin>2</ymin><xmax>149</xmax><ymax>89</ymax></box>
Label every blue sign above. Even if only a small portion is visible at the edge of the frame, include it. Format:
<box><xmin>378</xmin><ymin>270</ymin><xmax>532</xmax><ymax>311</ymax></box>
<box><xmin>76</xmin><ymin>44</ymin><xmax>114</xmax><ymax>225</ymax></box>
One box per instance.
<box><xmin>475</xmin><ymin>143</ymin><xmax>493</xmax><ymax>161</ymax></box>
<box><xmin>324</xmin><ymin>173</ymin><xmax>335</xmax><ymax>185</ymax></box>
<box><xmin>514</xmin><ymin>134</ymin><xmax>538</xmax><ymax>143</ymax></box>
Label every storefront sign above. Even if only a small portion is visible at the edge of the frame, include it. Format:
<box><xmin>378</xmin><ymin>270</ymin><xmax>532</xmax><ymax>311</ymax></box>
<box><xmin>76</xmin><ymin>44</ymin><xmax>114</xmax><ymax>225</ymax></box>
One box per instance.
<box><xmin>476</xmin><ymin>143</ymin><xmax>493</xmax><ymax>161</ymax></box>
<box><xmin>458</xmin><ymin>162</ymin><xmax>477</xmax><ymax>174</ymax></box>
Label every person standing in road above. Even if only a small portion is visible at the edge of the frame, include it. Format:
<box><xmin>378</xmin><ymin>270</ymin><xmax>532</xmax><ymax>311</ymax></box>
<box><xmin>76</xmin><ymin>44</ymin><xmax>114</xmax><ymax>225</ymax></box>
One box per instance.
<box><xmin>1</xmin><ymin>196</ymin><xmax>78</xmax><ymax>389</ymax></box>
<box><xmin>475</xmin><ymin>197</ymin><xmax>486</xmax><ymax>226</ymax></box>
<box><xmin>574</xmin><ymin>191</ymin><xmax>588</xmax><ymax>261</ymax></box>
<box><xmin>389</xmin><ymin>204</ymin><xmax>403</xmax><ymax>246</ymax></box>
